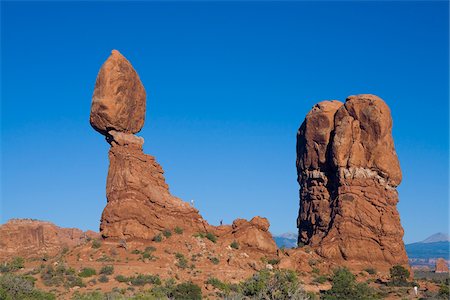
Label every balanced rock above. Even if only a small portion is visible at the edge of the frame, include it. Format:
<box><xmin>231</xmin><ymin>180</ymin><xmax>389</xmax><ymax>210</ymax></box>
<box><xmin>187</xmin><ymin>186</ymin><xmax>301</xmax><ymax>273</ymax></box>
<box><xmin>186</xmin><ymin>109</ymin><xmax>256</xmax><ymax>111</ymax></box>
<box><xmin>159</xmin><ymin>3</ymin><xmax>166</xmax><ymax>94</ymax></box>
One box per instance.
<box><xmin>296</xmin><ymin>94</ymin><xmax>408</xmax><ymax>272</ymax></box>
<box><xmin>91</xmin><ymin>51</ymin><xmax>277</xmax><ymax>252</ymax></box>
<box><xmin>90</xmin><ymin>50</ymin><xmax>146</xmax><ymax>135</ymax></box>
<box><xmin>435</xmin><ymin>258</ymin><xmax>449</xmax><ymax>273</ymax></box>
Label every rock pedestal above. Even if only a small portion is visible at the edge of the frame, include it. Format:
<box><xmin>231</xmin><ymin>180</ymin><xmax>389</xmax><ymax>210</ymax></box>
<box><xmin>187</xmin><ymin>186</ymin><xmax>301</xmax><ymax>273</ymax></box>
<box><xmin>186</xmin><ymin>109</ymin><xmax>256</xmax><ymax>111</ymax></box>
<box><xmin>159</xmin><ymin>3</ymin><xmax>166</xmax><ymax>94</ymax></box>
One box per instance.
<box><xmin>296</xmin><ymin>94</ymin><xmax>409</xmax><ymax>271</ymax></box>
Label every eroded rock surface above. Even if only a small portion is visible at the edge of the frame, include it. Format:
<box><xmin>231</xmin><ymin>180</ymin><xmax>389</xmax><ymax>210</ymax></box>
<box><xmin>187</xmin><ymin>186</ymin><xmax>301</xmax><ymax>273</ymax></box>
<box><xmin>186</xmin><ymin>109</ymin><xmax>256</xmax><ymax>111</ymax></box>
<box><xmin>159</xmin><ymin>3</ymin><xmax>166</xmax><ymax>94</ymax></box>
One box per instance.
<box><xmin>435</xmin><ymin>258</ymin><xmax>449</xmax><ymax>273</ymax></box>
<box><xmin>0</xmin><ymin>219</ymin><xmax>98</xmax><ymax>259</ymax></box>
<box><xmin>297</xmin><ymin>94</ymin><xmax>408</xmax><ymax>272</ymax></box>
<box><xmin>91</xmin><ymin>50</ymin><xmax>276</xmax><ymax>253</ymax></box>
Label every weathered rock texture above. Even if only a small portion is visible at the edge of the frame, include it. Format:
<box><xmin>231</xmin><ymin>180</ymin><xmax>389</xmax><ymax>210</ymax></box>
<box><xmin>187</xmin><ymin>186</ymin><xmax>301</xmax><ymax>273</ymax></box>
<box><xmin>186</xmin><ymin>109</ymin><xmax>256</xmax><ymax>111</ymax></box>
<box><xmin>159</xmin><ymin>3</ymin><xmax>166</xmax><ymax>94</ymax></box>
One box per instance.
<box><xmin>435</xmin><ymin>258</ymin><xmax>449</xmax><ymax>273</ymax></box>
<box><xmin>0</xmin><ymin>219</ymin><xmax>98</xmax><ymax>259</ymax></box>
<box><xmin>90</xmin><ymin>50</ymin><xmax>146</xmax><ymax>135</ymax></box>
<box><xmin>91</xmin><ymin>50</ymin><xmax>277</xmax><ymax>253</ymax></box>
<box><xmin>296</xmin><ymin>94</ymin><xmax>408</xmax><ymax>272</ymax></box>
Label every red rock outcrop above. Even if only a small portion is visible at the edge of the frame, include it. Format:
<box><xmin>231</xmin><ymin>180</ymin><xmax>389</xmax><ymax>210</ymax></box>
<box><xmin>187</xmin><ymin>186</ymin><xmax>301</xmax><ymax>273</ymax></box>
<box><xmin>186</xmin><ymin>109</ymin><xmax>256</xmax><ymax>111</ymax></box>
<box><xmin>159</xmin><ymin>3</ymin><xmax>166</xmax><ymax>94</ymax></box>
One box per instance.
<box><xmin>296</xmin><ymin>94</ymin><xmax>409</xmax><ymax>272</ymax></box>
<box><xmin>91</xmin><ymin>50</ymin><xmax>277</xmax><ymax>254</ymax></box>
<box><xmin>435</xmin><ymin>258</ymin><xmax>449</xmax><ymax>273</ymax></box>
<box><xmin>0</xmin><ymin>219</ymin><xmax>98</xmax><ymax>260</ymax></box>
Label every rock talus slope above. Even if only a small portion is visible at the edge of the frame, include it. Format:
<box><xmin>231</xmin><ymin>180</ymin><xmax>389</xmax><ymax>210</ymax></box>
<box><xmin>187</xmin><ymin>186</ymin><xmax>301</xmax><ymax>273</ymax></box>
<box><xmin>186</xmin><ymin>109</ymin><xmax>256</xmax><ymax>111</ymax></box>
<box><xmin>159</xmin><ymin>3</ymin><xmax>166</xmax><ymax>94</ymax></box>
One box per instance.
<box><xmin>296</xmin><ymin>94</ymin><xmax>409</xmax><ymax>271</ymax></box>
<box><xmin>90</xmin><ymin>50</ymin><xmax>277</xmax><ymax>253</ymax></box>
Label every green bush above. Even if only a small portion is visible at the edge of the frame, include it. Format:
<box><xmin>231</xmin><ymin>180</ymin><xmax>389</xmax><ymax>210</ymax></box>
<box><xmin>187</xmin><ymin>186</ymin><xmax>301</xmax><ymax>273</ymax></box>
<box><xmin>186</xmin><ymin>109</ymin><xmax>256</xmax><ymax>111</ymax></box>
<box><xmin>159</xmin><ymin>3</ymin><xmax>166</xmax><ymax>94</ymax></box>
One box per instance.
<box><xmin>152</xmin><ymin>234</ymin><xmax>163</xmax><ymax>242</ymax></box>
<box><xmin>364</xmin><ymin>268</ymin><xmax>376</xmax><ymax>275</ymax></box>
<box><xmin>172</xmin><ymin>282</ymin><xmax>202</xmax><ymax>300</ymax></box>
<box><xmin>206</xmin><ymin>277</ymin><xmax>231</xmax><ymax>294</ymax></box>
<box><xmin>99</xmin><ymin>265</ymin><xmax>114</xmax><ymax>275</ymax></box>
<box><xmin>0</xmin><ymin>257</ymin><xmax>25</xmax><ymax>273</ymax></box>
<box><xmin>206</xmin><ymin>232</ymin><xmax>217</xmax><ymax>243</ymax></box>
<box><xmin>175</xmin><ymin>253</ymin><xmax>188</xmax><ymax>269</ymax></box>
<box><xmin>98</xmin><ymin>275</ymin><xmax>109</xmax><ymax>283</ymax></box>
<box><xmin>268</xmin><ymin>258</ymin><xmax>280</xmax><ymax>266</ymax></box>
<box><xmin>91</xmin><ymin>239</ymin><xmax>101</xmax><ymax>249</ymax></box>
<box><xmin>230</xmin><ymin>241</ymin><xmax>240</xmax><ymax>249</ymax></box>
<box><xmin>240</xmin><ymin>269</ymin><xmax>307</xmax><ymax>299</ymax></box>
<box><xmin>131</xmin><ymin>249</ymin><xmax>141</xmax><ymax>255</ymax></box>
<box><xmin>322</xmin><ymin>267</ymin><xmax>380</xmax><ymax>300</ymax></box>
<box><xmin>389</xmin><ymin>265</ymin><xmax>410</xmax><ymax>286</ymax></box>
<box><xmin>0</xmin><ymin>273</ymin><xmax>56</xmax><ymax>300</ymax></box>
<box><xmin>40</xmin><ymin>265</ymin><xmax>84</xmax><ymax>288</ymax></box>
<box><xmin>209</xmin><ymin>256</ymin><xmax>220</xmax><ymax>265</ymax></box>
<box><xmin>174</xmin><ymin>226</ymin><xmax>183</xmax><ymax>234</ymax></box>
<box><xmin>130</xmin><ymin>274</ymin><xmax>161</xmax><ymax>286</ymax></box>
<box><xmin>162</xmin><ymin>229</ymin><xmax>172</xmax><ymax>238</ymax></box>
<box><xmin>439</xmin><ymin>282</ymin><xmax>449</xmax><ymax>299</ymax></box>
<box><xmin>115</xmin><ymin>275</ymin><xmax>128</xmax><ymax>283</ymax></box>
<box><xmin>79</xmin><ymin>268</ymin><xmax>96</xmax><ymax>278</ymax></box>
<box><xmin>313</xmin><ymin>275</ymin><xmax>328</xmax><ymax>284</ymax></box>
<box><xmin>193</xmin><ymin>232</ymin><xmax>205</xmax><ymax>238</ymax></box>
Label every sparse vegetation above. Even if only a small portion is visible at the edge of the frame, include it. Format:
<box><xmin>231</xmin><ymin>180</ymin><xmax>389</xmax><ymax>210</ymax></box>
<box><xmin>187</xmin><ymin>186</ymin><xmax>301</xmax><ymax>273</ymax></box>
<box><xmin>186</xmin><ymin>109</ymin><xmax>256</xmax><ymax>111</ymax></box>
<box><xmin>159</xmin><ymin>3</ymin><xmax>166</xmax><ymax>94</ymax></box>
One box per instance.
<box><xmin>152</xmin><ymin>233</ymin><xmax>163</xmax><ymax>242</ymax></box>
<box><xmin>99</xmin><ymin>265</ymin><xmax>114</xmax><ymax>275</ymax></box>
<box><xmin>230</xmin><ymin>240</ymin><xmax>240</xmax><ymax>249</ymax></box>
<box><xmin>0</xmin><ymin>273</ymin><xmax>55</xmax><ymax>300</ymax></box>
<box><xmin>0</xmin><ymin>257</ymin><xmax>24</xmax><ymax>273</ymax></box>
<box><xmin>40</xmin><ymin>264</ymin><xmax>84</xmax><ymax>288</ymax></box>
<box><xmin>322</xmin><ymin>267</ymin><xmax>380</xmax><ymax>300</ymax></box>
<box><xmin>193</xmin><ymin>232</ymin><xmax>206</xmax><ymax>238</ymax></box>
<box><xmin>78</xmin><ymin>267</ymin><xmax>96</xmax><ymax>278</ymax></box>
<box><xmin>175</xmin><ymin>253</ymin><xmax>188</xmax><ymax>269</ymax></box>
<box><xmin>206</xmin><ymin>232</ymin><xmax>217</xmax><ymax>243</ymax></box>
<box><xmin>162</xmin><ymin>229</ymin><xmax>172</xmax><ymax>238</ymax></box>
<box><xmin>268</xmin><ymin>258</ymin><xmax>280</xmax><ymax>266</ymax></box>
<box><xmin>209</xmin><ymin>256</ymin><xmax>220</xmax><ymax>265</ymax></box>
<box><xmin>174</xmin><ymin>226</ymin><xmax>183</xmax><ymax>234</ymax></box>
<box><xmin>114</xmin><ymin>274</ymin><xmax>161</xmax><ymax>286</ymax></box>
<box><xmin>388</xmin><ymin>265</ymin><xmax>410</xmax><ymax>286</ymax></box>
<box><xmin>364</xmin><ymin>267</ymin><xmax>376</xmax><ymax>275</ymax></box>
<box><xmin>171</xmin><ymin>281</ymin><xmax>202</xmax><ymax>300</ymax></box>
<box><xmin>91</xmin><ymin>239</ymin><xmax>101</xmax><ymax>249</ymax></box>
<box><xmin>312</xmin><ymin>275</ymin><xmax>328</xmax><ymax>284</ymax></box>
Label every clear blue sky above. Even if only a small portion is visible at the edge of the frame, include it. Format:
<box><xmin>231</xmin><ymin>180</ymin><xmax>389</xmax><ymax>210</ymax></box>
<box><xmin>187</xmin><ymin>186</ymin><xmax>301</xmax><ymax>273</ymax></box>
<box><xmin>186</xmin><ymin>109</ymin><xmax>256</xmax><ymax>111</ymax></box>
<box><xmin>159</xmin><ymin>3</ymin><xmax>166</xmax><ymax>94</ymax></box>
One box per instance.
<box><xmin>1</xmin><ymin>1</ymin><xmax>448</xmax><ymax>244</ymax></box>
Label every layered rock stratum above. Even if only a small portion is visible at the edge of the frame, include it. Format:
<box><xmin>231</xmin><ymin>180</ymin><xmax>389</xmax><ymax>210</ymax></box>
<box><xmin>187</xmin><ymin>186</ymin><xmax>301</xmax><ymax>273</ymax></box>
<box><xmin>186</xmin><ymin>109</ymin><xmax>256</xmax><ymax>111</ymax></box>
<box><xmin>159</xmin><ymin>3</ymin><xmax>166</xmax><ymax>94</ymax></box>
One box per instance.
<box><xmin>90</xmin><ymin>50</ymin><xmax>277</xmax><ymax>253</ymax></box>
<box><xmin>296</xmin><ymin>94</ymin><xmax>409</xmax><ymax>271</ymax></box>
<box><xmin>0</xmin><ymin>219</ymin><xmax>98</xmax><ymax>259</ymax></box>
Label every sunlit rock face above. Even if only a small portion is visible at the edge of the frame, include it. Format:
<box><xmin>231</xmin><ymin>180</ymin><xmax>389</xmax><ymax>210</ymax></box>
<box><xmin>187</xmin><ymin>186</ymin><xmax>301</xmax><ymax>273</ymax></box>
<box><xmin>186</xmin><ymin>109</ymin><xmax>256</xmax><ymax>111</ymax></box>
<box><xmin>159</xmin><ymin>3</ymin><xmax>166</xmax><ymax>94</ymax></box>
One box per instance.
<box><xmin>296</xmin><ymin>94</ymin><xmax>409</xmax><ymax>272</ymax></box>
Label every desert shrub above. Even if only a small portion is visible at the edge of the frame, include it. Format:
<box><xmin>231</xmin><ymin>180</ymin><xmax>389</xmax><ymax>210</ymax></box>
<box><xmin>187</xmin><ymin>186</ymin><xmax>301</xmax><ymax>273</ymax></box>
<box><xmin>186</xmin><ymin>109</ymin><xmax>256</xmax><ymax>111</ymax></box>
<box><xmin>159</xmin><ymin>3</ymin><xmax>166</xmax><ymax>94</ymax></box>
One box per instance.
<box><xmin>115</xmin><ymin>275</ymin><xmax>128</xmax><ymax>283</ymax></box>
<box><xmin>175</xmin><ymin>253</ymin><xmax>188</xmax><ymax>269</ymax></box>
<box><xmin>145</xmin><ymin>246</ymin><xmax>156</xmax><ymax>252</ymax></box>
<box><xmin>206</xmin><ymin>277</ymin><xmax>231</xmax><ymax>294</ymax></box>
<box><xmin>79</xmin><ymin>268</ymin><xmax>96</xmax><ymax>278</ymax></box>
<box><xmin>40</xmin><ymin>265</ymin><xmax>84</xmax><ymax>288</ymax></box>
<box><xmin>174</xmin><ymin>226</ymin><xmax>183</xmax><ymax>234</ymax></box>
<box><xmin>389</xmin><ymin>265</ymin><xmax>410</xmax><ymax>286</ymax></box>
<box><xmin>162</xmin><ymin>229</ymin><xmax>172</xmax><ymax>238</ymax></box>
<box><xmin>152</xmin><ymin>234</ymin><xmax>163</xmax><ymax>242</ymax></box>
<box><xmin>313</xmin><ymin>275</ymin><xmax>328</xmax><ymax>284</ymax></box>
<box><xmin>131</xmin><ymin>249</ymin><xmax>141</xmax><ymax>255</ymax></box>
<box><xmin>130</xmin><ymin>274</ymin><xmax>161</xmax><ymax>286</ymax></box>
<box><xmin>322</xmin><ymin>267</ymin><xmax>379</xmax><ymax>300</ymax></box>
<box><xmin>206</xmin><ymin>232</ymin><xmax>217</xmax><ymax>243</ymax></box>
<box><xmin>239</xmin><ymin>269</ymin><xmax>307</xmax><ymax>299</ymax></box>
<box><xmin>171</xmin><ymin>281</ymin><xmax>202</xmax><ymax>300</ymax></box>
<box><xmin>71</xmin><ymin>291</ymin><xmax>126</xmax><ymax>300</ymax></box>
<box><xmin>438</xmin><ymin>282</ymin><xmax>449</xmax><ymax>299</ymax></box>
<box><xmin>209</xmin><ymin>256</ymin><xmax>220</xmax><ymax>265</ymax></box>
<box><xmin>98</xmin><ymin>275</ymin><xmax>109</xmax><ymax>283</ymax></box>
<box><xmin>100</xmin><ymin>265</ymin><xmax>114</xmax><ymax>275</ymax></box>
<box><xmin>91</xmin><ymin>239</ymin><xmax>101</xmax><ymax>249</ymax></box>
<box><xmin>268</xmin><ymin>258</ymin><xmax>280</xmax><ymax>266</ymax></box>
<box><xmin>193</xmin><ymin>232</ymin><xmax>206</xmax><ymax>238</ymax></box>
<box><xmin>0</xmin><ymin>273</ymin><xmax>56</xmax><ymax>300</ymax></box>
<box><xmin>364</xmin><ymin>267</ymin><xmax>376</xmax><ymax>275</ymax></box>
<box><xmin>230</xmin><ymin>241</ymin><xmax>240</xmax><ymax>249</ymax></box>
<box><xmin>96</xmin><ymin>255</ymin><xmax>114</xmax><ymax>262</ymax></box>
<box><xmin>0</xmin><ymin>257</ymin><xmax>25</xmax><ymax>273</ymax></box>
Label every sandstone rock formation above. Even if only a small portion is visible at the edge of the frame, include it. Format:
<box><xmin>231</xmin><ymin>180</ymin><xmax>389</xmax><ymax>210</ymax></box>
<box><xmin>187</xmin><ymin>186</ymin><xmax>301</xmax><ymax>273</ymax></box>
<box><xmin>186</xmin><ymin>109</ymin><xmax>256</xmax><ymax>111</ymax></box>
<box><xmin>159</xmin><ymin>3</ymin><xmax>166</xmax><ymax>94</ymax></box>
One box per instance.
<box><xmin>0</xmin><ymin>219</ymin><xmax>98</xmax><ymax>260</ymax></box>
<box><xmin>435</xmin><ymin>258</ymin><xmax>449</xmax><ymax>273</ymax></box>
<box><xmin>91</xmin><ymin>50</ymin><xmax>277</xmax><ymax>253</ymax></box>
<box><xmin>296</xmin><ymin>94</ymin><xmax>408</xmax><ymax>272</ymax></box>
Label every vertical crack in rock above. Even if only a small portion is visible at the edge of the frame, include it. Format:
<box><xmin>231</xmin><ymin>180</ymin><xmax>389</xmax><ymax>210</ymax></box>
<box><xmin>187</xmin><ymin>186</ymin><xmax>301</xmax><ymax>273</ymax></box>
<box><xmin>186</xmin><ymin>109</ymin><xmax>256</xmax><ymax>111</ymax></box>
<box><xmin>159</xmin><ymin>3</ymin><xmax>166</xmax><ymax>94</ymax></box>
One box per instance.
<box><xmin>297</xmin><ymin>95</ymin><xmax>409</xmax><ymax>271</ymax></box>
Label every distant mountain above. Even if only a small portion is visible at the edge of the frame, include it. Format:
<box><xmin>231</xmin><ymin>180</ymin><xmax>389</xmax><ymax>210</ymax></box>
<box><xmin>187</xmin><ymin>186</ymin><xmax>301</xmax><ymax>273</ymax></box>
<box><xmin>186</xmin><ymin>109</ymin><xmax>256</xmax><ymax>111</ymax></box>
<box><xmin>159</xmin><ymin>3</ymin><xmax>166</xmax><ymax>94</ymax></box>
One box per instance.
<box><xmin>406</xmin><ymin>233</ymin><xmax>450</xmax><ymax>268</ymax></box>
<box><xmin>273</xmin><ymin>232</ymin><xmax>297</xmax><ymax>248</ymax></box>
<box><xmin>421</xmin><ymin>232</ymin><xmax>450</xmax><ymax>243</ymax></box>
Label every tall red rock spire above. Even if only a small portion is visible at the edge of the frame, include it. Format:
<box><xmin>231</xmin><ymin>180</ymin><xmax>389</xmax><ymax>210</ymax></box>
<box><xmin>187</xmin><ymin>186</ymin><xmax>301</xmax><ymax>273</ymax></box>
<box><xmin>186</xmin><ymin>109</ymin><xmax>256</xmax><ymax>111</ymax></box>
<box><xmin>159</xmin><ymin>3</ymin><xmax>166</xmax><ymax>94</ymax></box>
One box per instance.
<box><xmin>296</xmin><ymin>94</ymin><xmax>409</xmax><ymax>272</ymax></box>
